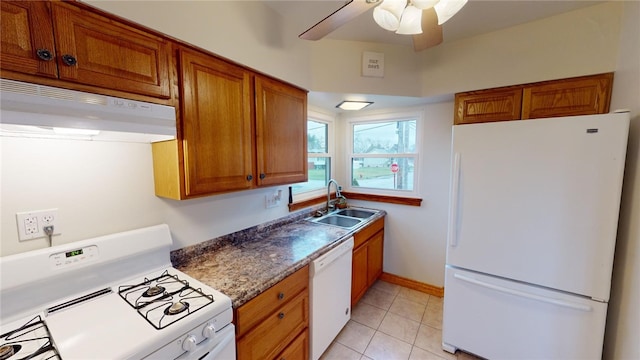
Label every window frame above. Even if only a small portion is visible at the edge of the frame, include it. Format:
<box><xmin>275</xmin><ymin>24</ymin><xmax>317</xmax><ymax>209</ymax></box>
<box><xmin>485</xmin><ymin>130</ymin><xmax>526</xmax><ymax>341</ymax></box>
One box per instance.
<box><xmin>291</xmin><ymin>110</ymin><xmax>335</xmax><ymax>202</ymax></box>
<box><xmin>345</xmin><ymin>110</ymin><xmax>422</xmax><ymax>198</ymax></box>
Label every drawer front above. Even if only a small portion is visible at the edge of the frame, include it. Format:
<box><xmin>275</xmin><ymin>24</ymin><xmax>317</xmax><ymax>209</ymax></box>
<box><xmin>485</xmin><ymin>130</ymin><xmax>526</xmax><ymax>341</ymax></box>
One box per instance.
<box><xmin>274</xmin><ymin>328</ymin><xmax>308</xmax><ymax>360</ymax></box>
<box><xmin>237</xmin><ymin>291</ymin><xmax>309</xmax><ymax>360</ymax></box>
<box><xmin>236</xmin><ymin>265</ymin><xmax>309</xmax><ymax>336</ymax></box>
<box><xmin>354</xmin><ymin>217</ymin><xmax>384</xmax><ymax>249</ymax></box>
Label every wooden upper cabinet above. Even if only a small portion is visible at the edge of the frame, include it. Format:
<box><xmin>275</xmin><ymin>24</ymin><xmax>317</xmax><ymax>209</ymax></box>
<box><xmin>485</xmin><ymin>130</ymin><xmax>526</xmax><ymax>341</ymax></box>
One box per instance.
<box><xmin>1</xmin><ymin>1</ymin><xmax>171</xmax><ymax>99</ymax></box>
<box><xmin>521</xmin><ymin>73</ymin><xmax>613</xmax><ymax>119</ymax></box>
<box><xmin>454</xmin><ymin>73</ymin><xmax>614</xmax><ymax>125</ymax></box>
<box><xmin>179</xmin><ymin>48</ymin><xmax>254</xmax><ymax>197</ymax></box>
<box><xmin>152</xmin><ymin>48</ymin><xmax>309</xmax><ymax>200</ymax></box>
<box><xmin>454</xmin><ymin>87</ymin><xmax>523</xmax><ymax>125</ymax></box>
<box><xmin>0</xmin><ymin>1</ymin><xmax>57</xmax><ymax>78</ymax></box>
<box><xmin>50</xmin><ymin>3</ymin><xmax>171</xmax><ymax>98</ymax></box>
<box><xmin>255</xmin><ymin>76</ymin><xmax>308</xmax><ymax>187</ymax></box>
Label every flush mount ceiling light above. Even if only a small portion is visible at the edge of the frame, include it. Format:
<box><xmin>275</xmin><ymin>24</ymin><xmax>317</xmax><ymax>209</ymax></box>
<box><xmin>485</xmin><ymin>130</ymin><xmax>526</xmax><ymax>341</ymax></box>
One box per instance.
<box><xmin>336</xmin><ymin>101</ymin><xmax>373</xmax><ymax>111</ymax></box>
<box><xmin>373</xmin><ymin>0</ymin><xmax>467</xmax><ymax>35</ymax></box>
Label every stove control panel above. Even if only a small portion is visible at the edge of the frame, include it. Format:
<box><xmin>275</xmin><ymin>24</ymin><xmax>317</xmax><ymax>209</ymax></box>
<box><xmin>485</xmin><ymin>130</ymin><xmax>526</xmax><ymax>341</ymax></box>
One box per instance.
<box><xmin>49</xmin><ymin>245</ymin><xmax>98</xmax><ymax>269</ymax></box>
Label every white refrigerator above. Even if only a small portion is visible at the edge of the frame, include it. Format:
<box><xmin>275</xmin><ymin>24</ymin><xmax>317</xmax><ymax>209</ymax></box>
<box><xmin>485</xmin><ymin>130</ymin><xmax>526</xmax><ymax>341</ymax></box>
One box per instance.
<box><xmin>442</xmin><ymin>112</ymin><xmax>630</xmax><ymax>359</ymax></box>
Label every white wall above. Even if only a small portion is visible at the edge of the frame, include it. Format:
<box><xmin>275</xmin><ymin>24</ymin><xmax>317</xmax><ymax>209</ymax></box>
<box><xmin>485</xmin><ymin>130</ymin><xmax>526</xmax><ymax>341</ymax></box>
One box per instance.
<box><xmin>418</xmin><ymin>2</ymin><xmax>623</xmax><ymax>96</ymax></box>
<box><xmin>0</xmin><ymin>136</ymin><xmax>292</xmax><ymax>255</ymax></box>
<box><xmin>604</xmin><ymin>2</ymin><xmax>640</xmax><ymax>359</ymax></box>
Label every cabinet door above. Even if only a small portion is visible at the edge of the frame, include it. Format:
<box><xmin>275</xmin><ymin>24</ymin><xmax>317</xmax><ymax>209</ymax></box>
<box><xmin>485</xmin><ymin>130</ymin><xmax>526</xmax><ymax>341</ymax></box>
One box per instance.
<box><xmin>50</xmin><ymin>3</ymin><xmax>171</xmax><ymax>98</ymax></box>
<box><xmin>274</xmin><ymin>329</ymin><xmax>308</xmax><ymax>360</ymax></box>
<box><xmin>255</xmin><ymin>76</ymin><xmax>308</xmax><ymax>186</ymax></box>
<box><xmin>367</xmin><ymin>231</ymin><xmax>384</xmax><ymax>286</ymax></box>
<box><xmin>237</xmin><ymin>291</ymin><xmax>309</xmax><ymax>360</ymax></box>
<box><xmin>179</xmin><ymin>49</ymin><xmax>254</xmax><ymax>197</ymax></box>
<box><xmin>521</xmin><ymin>73</ymin><xmax>613</xmax><ymax>119</ymax></box>
<box><xmin>454</xmin><ymin>88</ymin><xmax>523</xmax><ymax>125</ymax></box>
<box><xmin>0</xmin><ymin>1</ymin><xmax>57</xmax><ymax>78</ymax></box>
<box><xmin>351</xmin><ymin>244</ymin><xmax>368</xmax><ymax>306</ymax></box>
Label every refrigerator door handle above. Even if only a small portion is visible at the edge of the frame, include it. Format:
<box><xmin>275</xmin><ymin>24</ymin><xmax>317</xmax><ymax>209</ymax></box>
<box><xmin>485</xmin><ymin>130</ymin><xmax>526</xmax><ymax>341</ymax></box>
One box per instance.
<box><xmin>453</xmin><ymin>273</ymin><xmax>593</xmax><ymax>312</ymax></box>
<box><xmin>448</xmin><ymin>153</ymin><xmax>461</xmax><ymax>247</ymax></box>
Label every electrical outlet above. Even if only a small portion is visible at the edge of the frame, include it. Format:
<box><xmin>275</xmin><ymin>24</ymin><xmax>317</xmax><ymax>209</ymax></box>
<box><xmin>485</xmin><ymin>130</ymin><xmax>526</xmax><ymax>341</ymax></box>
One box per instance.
<box><xmin>16</xmin><ymin>209</ymin><xmax>61</xmax><ymax>241</ymax></box>
<box><xmin>265</xmin><ymin>190</ymin><xmax>282</xmax><ymax>209</ymax></box>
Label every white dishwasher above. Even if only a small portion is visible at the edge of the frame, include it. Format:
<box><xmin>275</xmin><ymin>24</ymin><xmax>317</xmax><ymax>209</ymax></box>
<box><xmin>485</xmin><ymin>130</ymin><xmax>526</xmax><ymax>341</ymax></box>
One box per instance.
<box><xmin>309</xmin><ymin>237</ymin><xmax>354</xmax><ymax>360</ymax></box>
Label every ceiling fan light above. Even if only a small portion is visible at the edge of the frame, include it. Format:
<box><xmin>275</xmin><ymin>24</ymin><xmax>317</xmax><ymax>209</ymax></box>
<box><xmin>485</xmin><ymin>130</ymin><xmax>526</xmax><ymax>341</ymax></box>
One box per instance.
<box><xmin>412</xmin><ymin>0</ymin><xmax>439</xmax><ymax>10</ymax></box>
<box><xmin>379</xmin><ymin>0</ymin><xmax>407</xmax><ymax>18</ymax></box>
<box><xmin>373</xmin><ymin>6</ymin><xmax>400</xmax><ymax>31</ymax></box>
<box><xmin>395</xmin><ymin>5</ymin><xmax>423</xmax><ymax>35</ymax></box>
<box><xmin>434</xmin><ymin>0</ymin><xmax>468</xmax><ymax>25</ymax></box>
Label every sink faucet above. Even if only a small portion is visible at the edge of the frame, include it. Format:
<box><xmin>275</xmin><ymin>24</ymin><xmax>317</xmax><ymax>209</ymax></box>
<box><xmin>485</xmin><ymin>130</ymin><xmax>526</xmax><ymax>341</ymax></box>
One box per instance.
<box><xmin>327</xmin><ymin>179</ymin><xmax>341</xmax><ymax>213</ymax></box>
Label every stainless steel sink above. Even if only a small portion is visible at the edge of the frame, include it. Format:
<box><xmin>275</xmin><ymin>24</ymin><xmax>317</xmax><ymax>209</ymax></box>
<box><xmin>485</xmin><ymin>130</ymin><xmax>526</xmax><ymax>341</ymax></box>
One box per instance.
<box><xmin>308</xmin><ymin>208</ymin><xmax>378</xmax><ymax>229</ymax></box>
<box><xmin>314</xmin><ymin>215</ymin><xmax>362</xmax><ymax>228</ymax></box>
<box><xmin>335</xmin><ymin>209</ymin><xmax>376</xmax><ymax>219</ymax></box>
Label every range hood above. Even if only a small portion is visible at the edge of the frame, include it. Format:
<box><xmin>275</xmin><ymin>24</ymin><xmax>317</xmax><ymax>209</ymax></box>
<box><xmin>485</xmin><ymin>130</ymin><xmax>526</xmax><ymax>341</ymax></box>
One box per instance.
<box><xmin>0</xmin><ymin>79</ymin><xmax>176</xmax><ymax>143</ymax></box>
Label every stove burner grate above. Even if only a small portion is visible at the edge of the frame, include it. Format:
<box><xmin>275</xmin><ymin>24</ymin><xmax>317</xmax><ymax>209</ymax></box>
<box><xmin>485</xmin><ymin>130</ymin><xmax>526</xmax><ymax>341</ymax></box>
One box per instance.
<box><xmin>118</xmin><ymin>270</ymin><xmax>214</xmax><ymax>330</ymax></box>
<box><xmin>0</xmin><ymin>316</ymin><xmax>60</xmax><ymax>360</ymax></box>
<box><xmin>0</xmin><ymin>345</ymin><xmax>17</xmax><ymax>360</ymax></box>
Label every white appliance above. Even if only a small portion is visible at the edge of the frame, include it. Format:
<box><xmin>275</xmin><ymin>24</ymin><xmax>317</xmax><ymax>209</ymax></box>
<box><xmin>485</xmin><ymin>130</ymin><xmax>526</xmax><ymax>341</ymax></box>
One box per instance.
<box><xmin>309</xmin><ymin>237</ymin><xmax>354</xmax><ymax>360</ymax></box>
<box><xmin>442</xmin><ymin>112</ymin><xmax>630</xmax><ymax>359</ymax></box>
<box><xmin>0</xmin><ymin>224</ymin><xmax>235</xmax><ymax>360</ymax></box>
<box><xmin>0</xmin><ymin>79</ymin><xmax>176</xmax><ymax>142</ymax></box>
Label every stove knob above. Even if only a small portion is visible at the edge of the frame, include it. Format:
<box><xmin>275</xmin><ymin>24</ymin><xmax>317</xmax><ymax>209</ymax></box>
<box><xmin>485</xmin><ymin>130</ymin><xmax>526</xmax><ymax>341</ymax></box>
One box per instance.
<box><xmin>202</xmin><ymin>323</ymin><xmax>216</xmax><ymax>339</ymax></box>
<box><xmin>182</xmin><ymin>334</ymin><xmax>197</xmax><ymax>352</ymax></box>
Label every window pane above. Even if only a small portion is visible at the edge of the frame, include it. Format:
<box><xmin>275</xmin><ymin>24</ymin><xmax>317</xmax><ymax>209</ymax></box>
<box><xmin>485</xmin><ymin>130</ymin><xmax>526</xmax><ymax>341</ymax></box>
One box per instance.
<box><xmin>292</xmin><ymin>157</ymin><xmax>331</xmax><ymax>194</ymax></box>
<box><xmin>353</xmin><ymin>120</ymin><xmax>416</xmax><ymax>154</ymax></box>
<box><xmin>351</xmin><ymin>157</ymin><xmax>414</xmax><ymax>191</ymax></box>
<box><xmin>308</xmin><ymin>120</ymin><xmax>328</xmax><ymax>153</ymax></box>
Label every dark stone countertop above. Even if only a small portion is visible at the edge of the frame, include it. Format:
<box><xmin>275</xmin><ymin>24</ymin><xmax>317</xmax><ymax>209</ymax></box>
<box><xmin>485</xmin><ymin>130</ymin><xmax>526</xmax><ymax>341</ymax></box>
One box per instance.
<box><xmin>170</xmin><ymin>207</ymin><xmax>385</xmax><ymax>308</ymax></box>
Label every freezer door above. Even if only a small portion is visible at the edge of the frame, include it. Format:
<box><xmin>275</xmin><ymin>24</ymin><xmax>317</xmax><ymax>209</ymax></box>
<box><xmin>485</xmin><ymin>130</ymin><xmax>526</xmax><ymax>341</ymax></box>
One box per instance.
<box><xmin>442</xmin><ymin>266</ymin><xmax>608</xmax><ymax>359</ymax></box>
<box><xmin>447</xmin><ymin>113</ymin><xmax>629</xmax><ymax>300</ymax></box>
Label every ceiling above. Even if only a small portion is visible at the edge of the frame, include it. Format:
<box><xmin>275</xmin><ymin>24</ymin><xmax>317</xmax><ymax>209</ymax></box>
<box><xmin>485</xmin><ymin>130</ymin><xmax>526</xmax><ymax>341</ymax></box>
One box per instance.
<box><xmin>262</xmin><ymin>0</ymin><xmax>605</xmax><ymax>112</ymax></box>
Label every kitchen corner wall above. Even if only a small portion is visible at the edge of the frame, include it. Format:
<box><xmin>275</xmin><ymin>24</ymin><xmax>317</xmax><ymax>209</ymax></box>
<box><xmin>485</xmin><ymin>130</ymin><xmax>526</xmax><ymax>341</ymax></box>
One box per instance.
<box><xmin>337</xmin><ymin>102</ymin><xmax>454</xmax><ymax>288</ymax></box>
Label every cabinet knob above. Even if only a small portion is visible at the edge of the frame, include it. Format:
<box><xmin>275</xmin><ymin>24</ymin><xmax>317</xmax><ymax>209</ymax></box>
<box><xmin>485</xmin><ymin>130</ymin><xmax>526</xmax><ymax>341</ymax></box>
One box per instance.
<box><xmin>278</xmin><ymin>292</ymin><xmax>284</xmax><ymax>300</ymax></box>
<box><xmin>36</xmin><ymin>49</ymin><xmax>53</xmax><ymax>61</ymax></box>
<box><xmin>61</xmin><ymin>54</ymin><xmax>77</xmax><ymax>66</ymax></box>
<box><xmin>278</xmin><ymin>312</ymin><xmax>285</xmax><ymax>319</ymax></box>
<box><xmin>259</xmin><ymin>173</ymin><xmax>266</xmax><ymax>180</ymax></box>
<box><xmin>246</xmin><ymin>174</ymin><xmax>253</xmax><ymax>181</ymax></box>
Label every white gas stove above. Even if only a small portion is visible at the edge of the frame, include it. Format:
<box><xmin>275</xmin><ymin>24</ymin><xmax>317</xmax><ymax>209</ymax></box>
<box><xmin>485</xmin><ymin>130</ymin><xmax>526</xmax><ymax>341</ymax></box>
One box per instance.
<box><xmin>0</xmin><ymin>224</ymin><xmax>235</xmax><ymax>360</ymax></box>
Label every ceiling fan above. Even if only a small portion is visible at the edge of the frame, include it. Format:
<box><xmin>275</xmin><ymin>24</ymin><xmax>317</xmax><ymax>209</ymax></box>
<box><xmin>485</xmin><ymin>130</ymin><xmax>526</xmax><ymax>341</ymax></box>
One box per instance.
<box><xmin>299</xmin><ymin>0</ymin><xmax>468</xmax><ymax>52</ymax></box>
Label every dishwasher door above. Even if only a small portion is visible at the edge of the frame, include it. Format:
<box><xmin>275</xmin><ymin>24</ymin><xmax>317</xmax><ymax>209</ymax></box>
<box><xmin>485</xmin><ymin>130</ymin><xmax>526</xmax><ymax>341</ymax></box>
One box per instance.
<box><xmin>309</xmin><ymin>237</ymin><xmax>354</xmax><ymax>360</ymax></box>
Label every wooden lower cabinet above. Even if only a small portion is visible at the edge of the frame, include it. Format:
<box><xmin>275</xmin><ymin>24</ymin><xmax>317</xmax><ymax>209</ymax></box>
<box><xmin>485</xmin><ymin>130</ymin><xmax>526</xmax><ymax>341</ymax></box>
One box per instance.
<box><xmin>275</xmin><ymin>329</ymin><xmax>309</xmax><ymax>360</ymax></box>
<box><xmin>235</xmin><ymin>266</ymin><xmax>309</xmax><ymax>360</ymax></box>
<box><xmin>351</xmin><ymin>217</ymin><xmax>385</xmax><ymax>306</ymax></box>
<box><xmin>352</xmin><ymin>244</ymin><xmax>369</xmax><ymax>305</ymax></box>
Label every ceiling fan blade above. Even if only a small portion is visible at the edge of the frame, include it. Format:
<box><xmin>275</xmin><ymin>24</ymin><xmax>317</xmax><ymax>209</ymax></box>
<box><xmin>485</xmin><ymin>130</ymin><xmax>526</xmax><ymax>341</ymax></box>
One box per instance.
<box><xmin>299</xmin><ymin>0</ymin><xmax>379</xmax><ymax>41</ymax></box>
<box><xmin>412</xmin><ymin>7</ymin><xmax>443</xmax><ymax>51</ymax></box>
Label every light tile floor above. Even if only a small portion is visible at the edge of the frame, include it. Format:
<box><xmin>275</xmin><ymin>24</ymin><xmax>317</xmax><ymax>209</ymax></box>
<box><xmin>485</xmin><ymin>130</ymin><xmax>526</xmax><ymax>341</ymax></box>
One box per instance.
<box><xmin>320</xmin><ymin>280</ymin><xmax>482</xmax><ymax>360</ymax></box>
